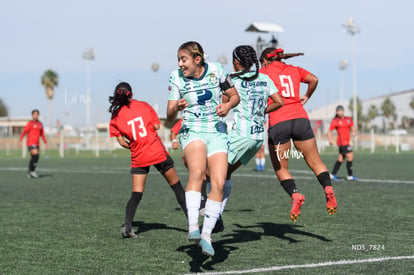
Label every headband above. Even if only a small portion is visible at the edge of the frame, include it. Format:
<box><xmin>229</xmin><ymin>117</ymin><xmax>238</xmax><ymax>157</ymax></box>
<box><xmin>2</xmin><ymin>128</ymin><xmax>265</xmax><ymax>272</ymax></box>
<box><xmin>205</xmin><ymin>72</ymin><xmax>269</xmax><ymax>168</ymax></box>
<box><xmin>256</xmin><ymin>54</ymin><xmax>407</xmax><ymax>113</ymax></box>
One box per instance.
<box><xmin>266</xmin><ymin>48</ymin><xmax>284</xmax><ymax>58</ymax></box>
<box><xmin>117</xmin><ymin>88</ymin><xmax>131</xmax><ymax>97</ymax></box>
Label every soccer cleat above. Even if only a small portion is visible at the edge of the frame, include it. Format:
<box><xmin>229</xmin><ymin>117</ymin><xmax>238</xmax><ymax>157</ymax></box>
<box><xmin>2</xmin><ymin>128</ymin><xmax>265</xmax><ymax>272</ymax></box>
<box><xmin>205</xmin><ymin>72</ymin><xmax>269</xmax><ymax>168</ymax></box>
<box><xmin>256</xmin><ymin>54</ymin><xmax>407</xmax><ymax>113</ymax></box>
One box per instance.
<box><xmin>325</xmin><ymin>186</ymin><xmax>337</xmax><ymax>215</ymax></box>
<box><xmin>330</xmin><ymin>174</ymin><xmax>339</xmax><ymax>182</ymax></box>
<box><xmin>121</xmin><ymin>224</ymin><xmax>137</xmax><ymax>238</ymax></box>
<box><xmin>27</xmin><ymin>171</ymin><xmax>39</xmax><ymax>178</ymax></box>
<box><xmin>347</xmin><ymin>175</ymin><xmax>359</xmax><ymax>181</ymax></box>
<box><xmin>212</xmin><ymin>216</ymin><xmax>224</xmax><ymax>233</ymax></box>
<box><xmin>290</xmin><ymin>193</ymin><xmax>305</xmax><ymax>222</ymax></box>
<box><xmin>199</xmin><ymin>238</ymin><xmax>215</xmax><ymax>257</ymax></box>
<box><xmin>188</xmin><ymin>229</ymin><xmax>201</xmax><ymax>242</ymax></box>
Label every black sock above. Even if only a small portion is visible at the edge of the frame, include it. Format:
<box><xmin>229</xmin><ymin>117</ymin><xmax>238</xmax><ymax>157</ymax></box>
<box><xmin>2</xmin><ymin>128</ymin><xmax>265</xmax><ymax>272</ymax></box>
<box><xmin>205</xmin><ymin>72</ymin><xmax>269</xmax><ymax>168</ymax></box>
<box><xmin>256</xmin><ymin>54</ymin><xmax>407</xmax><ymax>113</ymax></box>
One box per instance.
<box><xmin>125</xmin><ymin>192</ymin><xmax>143</xmax><ymax>225</ymax></box>
<box><xmin>200</xmin><ymin>179</ymin><xmax>208</xmax><ymax>210</ymax></box>
<box><xmin>280</xmin><ymin>179</ymin><xmax>299</xmax><ymax>197</ymax></box>
<box><xmin>317</xmin><ymin>171</ymin><xmax>332</xmax><ymax>189</ymax></box>
<box><xmin>347</xmin><ymin>161</ymin><xmax>353</xmax><ymax>176</ymax></box>
<box><xmin>29</xmin><ymin>154</ymin><xmax>39</xmax><ymax>172</ymax></box>
<box><xmin>170</xmin><ymin>181</ymin><xmax>187</xmax><ymax>217</ymax></box>
<box><xmin>332</xmin><ymin>161</ymin><xmax>342</xmax><ymax>175</ymax></box>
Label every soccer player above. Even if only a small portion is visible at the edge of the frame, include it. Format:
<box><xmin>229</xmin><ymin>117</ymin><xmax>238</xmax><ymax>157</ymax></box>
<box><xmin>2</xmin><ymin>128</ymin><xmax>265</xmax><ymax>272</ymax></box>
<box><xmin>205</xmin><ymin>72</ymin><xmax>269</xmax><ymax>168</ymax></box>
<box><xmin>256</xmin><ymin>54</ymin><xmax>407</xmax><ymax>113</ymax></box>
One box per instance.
<box><xmin>19</xmin><ymin>109</ymin><xmax>48</xmax><ymax>178</ymax></box>
<box><xmin>167</xmin><ymin>41</ymin><xmax>239</xmax><ymax>257</ymax></box>
<box><xmin>260</xmin><ymin>48</ymin><xmax>337</xmax><ymax>222</ymax></box>
<box><xmin>211</xmin><ymin>45</ymin><xmax>284</xmax><ymax>231</ymax></box>
<box><xmin>108</xmin><ymin>82</ymin><xmax>187</xmax><ymax>238</ymax></box>
<box><xmin>328</xmin><ymin>105</ymin><xmax>358</xmax><ymax>181</ymax></box>
<box><xmin>170</xmin><ymin>118</ymin><xmax>183</xmax><ymax>150</ymax></box>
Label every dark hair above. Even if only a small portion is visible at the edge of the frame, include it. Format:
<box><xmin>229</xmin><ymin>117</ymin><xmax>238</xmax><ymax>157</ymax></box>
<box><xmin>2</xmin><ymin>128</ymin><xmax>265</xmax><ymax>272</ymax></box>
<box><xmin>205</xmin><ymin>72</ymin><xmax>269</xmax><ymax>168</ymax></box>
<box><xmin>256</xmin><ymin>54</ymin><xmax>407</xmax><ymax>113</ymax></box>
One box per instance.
<box><xmin>335</xmin><ymin>105</ymin><xmax>345</xmax><ymax>118</ymax></box>
<box><xmin>231</xmin><ymin>45</ymin><xmax>259</xmax><ymax>81</ymax></box>
<box><xmin>32</xmin><ymin>109</ymin><xmax>39</xmax><ymax>115</ymax></box>
<box><xmin>178</xmin><ymin>41</ymin><xmax>205</xmax><ymax>66</ymax></box>
<box><xmin>108</xmin><ymin>82</ymin><xmax>133</xmax><ymax>117</ymax></box>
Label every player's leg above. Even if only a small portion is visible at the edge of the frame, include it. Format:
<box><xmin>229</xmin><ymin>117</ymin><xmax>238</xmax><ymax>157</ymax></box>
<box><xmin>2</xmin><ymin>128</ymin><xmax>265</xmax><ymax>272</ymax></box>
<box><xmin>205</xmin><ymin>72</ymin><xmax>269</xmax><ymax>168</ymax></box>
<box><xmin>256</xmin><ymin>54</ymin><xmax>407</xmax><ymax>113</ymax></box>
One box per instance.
<box><xmin>331</xmin><ymin>149</ymin><xmax>344</xmax><ymax>181</ymax></box>
<box><xmin>155</xmin><ymin>155</ymin><xmax>187</xmax><ymax>217</ymax></box>
<box><xmin>294</xmin><ymin>138</ymin><xmax>337</xmax><ymax>215</ymax></box>
<box><xmin>199</xmin><ymin>151</ymin><xmax>227</xmax><ymax>256</ymax></box>
<box><xmin>121</xmin><ymin>168</ymin><xmax>148</xmax><ymax>238</ymax></box>
<box><xmin>183</xmin><ymin>139</ymin><xmax>207</xmax><ymax>242</ymax></box>
<box><xmin>28</xmin><ymin>146</ymin><xmax>40</xmax><ymax>178</ymax></box>
<box><xmin>269</xmin><ymin>141</ymin><xmax>304</xmax><ymax>221</ymax></box>
<box><xmin>345</xmin><ymin>149</ymin><xmax>358</xmax><ymax>180</ymax></box>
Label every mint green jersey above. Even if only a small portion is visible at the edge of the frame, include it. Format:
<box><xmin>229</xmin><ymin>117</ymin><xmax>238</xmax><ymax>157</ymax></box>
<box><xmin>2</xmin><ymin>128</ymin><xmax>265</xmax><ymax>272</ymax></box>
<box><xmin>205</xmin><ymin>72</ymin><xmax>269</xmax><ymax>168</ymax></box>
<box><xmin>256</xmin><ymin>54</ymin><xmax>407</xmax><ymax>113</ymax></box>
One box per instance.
<box><xmin>168</xmin><ymin>62</ymin><xmax>232</xmax><ymax>133</ymax></box>
<box><xmin>230</xmin><ymin>72</ymin><xmax>278</xmax><ymax>140</ymax></box>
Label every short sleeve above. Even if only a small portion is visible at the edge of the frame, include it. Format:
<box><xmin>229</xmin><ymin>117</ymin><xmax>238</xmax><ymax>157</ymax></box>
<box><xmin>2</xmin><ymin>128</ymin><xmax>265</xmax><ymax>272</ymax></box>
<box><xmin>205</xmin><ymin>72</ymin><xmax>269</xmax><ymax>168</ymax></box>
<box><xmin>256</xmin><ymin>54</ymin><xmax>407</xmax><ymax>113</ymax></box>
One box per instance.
<box><xmin>264</xmin><ymin>74</ymin><xmax>278</xmax><ymax>97</ymax></box>
<box><xmin>298</xmin><ymin>66</ymin><xmax>311</xmax><ymax>82</ymax></box>
<box><xmin>168</xmin><ymin>71</ymin><xmax>181</xmax><ymax>101</ymax></box>
<box><xmin>329</xmin><ymin>119</ymin><xmax>336</xmax><ymax>131</ymax></box>
<box><xmin>109</xmin><ymin>119</ymin><xmax>121</xmax><ymax>137</ymax></box>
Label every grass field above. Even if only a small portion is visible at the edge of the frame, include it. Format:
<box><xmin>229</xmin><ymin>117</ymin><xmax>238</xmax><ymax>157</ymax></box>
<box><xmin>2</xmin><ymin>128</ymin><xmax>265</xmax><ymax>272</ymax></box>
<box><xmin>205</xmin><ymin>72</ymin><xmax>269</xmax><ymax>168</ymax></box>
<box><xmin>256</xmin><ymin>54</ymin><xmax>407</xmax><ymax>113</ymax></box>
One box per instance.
<box><xmin>0</xmin><ymin>149</ymin><xmax>413</xmax><ymax>274</ymax></box>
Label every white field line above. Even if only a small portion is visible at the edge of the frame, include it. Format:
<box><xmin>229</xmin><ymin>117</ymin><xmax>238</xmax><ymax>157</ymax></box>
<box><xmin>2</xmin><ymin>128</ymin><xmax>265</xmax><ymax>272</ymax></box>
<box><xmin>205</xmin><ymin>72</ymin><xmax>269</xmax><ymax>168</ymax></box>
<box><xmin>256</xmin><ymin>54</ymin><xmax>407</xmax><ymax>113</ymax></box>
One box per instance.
<box><xmin>1</xmin><ymin>167</ymin><xmax>414</xmax><ymax>184</ymax></box>
<box><xmin>184</xmin><ymin>255</ymin><xmax>414</xmax><ymax>275</ymax></box>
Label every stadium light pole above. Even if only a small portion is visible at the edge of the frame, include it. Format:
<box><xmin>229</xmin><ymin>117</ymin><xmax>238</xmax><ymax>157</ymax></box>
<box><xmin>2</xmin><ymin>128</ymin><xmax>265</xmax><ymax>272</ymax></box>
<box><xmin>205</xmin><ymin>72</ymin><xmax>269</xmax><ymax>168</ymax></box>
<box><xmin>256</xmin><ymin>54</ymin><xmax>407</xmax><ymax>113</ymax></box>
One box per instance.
<box><xmin>151</xmin><ymin>63</ymin><xmax>160</xmax><ymax>114</ymax></box>
<box><xmin>338</xmin><ymin>59</ymin><xmax>348</xmax><ymax>104</ymax></box>
<box><xmin>82</xmin><ymin>48</ymin><xmax>95</xmax><ymax>128</ymax></box>
<box><xmin>344</xmin><ymin>18</ymin><xmax>360</xmax><ymax>149</ymax></box>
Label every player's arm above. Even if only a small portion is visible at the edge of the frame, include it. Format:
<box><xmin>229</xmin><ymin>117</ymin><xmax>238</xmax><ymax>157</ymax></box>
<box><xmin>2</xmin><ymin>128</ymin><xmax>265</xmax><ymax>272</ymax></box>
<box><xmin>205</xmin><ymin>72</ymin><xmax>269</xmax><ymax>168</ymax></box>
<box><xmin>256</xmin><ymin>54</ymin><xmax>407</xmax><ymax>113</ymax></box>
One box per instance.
<box><xmin>266</xmin><ymin>93</ymin><xmax>284</xmax><ymax>113</ymax></box>
<box><xmin>351</xmin><ymin>125</ymin><xmax>356</xmax><ymax>137</ymax></box>
<box><xmin>18</xmin><ymin>124</ymin><xmax>29</xmax><ymax>147</ymax></box>
<box><xmin>170</xmin><ymin>131</ymin><xmax>179</xmax><ymax>149</ymax></box>
<box><xmin>40</xmin><ymin>128</ymin><xmax>48</xmax><ymax>149</ymax></box>
<box><xmin>166</xmin><ymin>99</ymin><xmax>189</xmax><ymax>128</ymax></box>
<box><xmin>217</xmin><ymin>87</ymin><xmax>239</xmax><ymax>117</ymax></box>
<box><xmin>116</xmin><ymin>135</ymin><xmax>130</xmax><ymax>149</ymax></box>
<box><xmin>327</xmin><ymin>130</ymin><xmax>334</xmax><ymax>145</ymax></box>
<box><xmin>300</xmin><ymin>73</ymin><xmax>318</xmax><ymax>105</ymax></box>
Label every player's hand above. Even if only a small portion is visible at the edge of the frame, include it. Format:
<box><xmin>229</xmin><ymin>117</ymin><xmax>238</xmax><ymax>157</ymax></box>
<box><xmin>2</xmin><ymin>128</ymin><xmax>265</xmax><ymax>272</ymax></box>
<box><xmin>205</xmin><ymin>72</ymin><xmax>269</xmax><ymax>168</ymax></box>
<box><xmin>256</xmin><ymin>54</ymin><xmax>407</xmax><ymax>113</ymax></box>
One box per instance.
<box><xmin>172</xmin><ymin>141</ymin><xmax>179</xmax><ymax>149</ymax></box>
<box><xmin>18</xmin><ymin>141</ymin><xmax>22</xmax><ymax>148</ymax></box>
<box><xmin>216</xmin><ymin>103</ymin><xmax>231</xmax><ymax>117</ymax></box>
<box><xmin>177</xmin><ymin>98</ymin><xmax>189</xmax><ymax>111</ymax></box>
<box><xmin>45</xmin><ymin>143</ymin><xmax>49</xmax><ymax>149</ymax></box>
<box><xmin>329</xmin><ymin>140</ymin><xmax>334</xmax><ymax>145</ymax></box>
<box><xmin>300</xmin><ymin>95</ymin><xmax>309</xmax><ymax>105</ymax></box>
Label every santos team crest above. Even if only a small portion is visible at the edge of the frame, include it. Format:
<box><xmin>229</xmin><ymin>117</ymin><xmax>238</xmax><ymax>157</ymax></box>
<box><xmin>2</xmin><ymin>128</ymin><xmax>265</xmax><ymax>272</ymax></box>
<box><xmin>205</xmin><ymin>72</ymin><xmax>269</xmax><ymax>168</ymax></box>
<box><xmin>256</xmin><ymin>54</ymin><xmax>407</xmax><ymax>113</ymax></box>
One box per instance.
<box><xmin>207</xmin><ymin>73</ymin><xmax>218</xmax><ymax>86</ymax></box>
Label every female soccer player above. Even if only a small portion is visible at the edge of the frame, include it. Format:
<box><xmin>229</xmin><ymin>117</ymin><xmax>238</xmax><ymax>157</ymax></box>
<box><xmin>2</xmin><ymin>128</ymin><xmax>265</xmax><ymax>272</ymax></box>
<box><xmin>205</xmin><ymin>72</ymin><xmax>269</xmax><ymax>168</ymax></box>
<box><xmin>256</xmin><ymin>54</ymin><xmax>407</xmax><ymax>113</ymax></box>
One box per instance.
<box><xmin>328</xmin><ymin>105</ymin><xmax>358</xmax><ymax>181</ymax></box>
<box><xmin>213</xmin><ymin>45</ymin><xmax>284</xmax><ymax>231</ymax></box>
<box><xmin>260</xmin><ymin>48</ymin><xmax>337</xmax><ymax>222</ymax></box>
<box><xmin>109</xmin><ymin>82</ymin><xmax>187</xmax><ymax>238</ymax></box>
<box><xmin>167</xmin><ymin>41</ymin><xmax>239</xmax><ymax>257</ymax></box>
<box><xmin>19</xmin><ymin>109</ymin><xmax>48</xmax><ymax>178</ymax></box>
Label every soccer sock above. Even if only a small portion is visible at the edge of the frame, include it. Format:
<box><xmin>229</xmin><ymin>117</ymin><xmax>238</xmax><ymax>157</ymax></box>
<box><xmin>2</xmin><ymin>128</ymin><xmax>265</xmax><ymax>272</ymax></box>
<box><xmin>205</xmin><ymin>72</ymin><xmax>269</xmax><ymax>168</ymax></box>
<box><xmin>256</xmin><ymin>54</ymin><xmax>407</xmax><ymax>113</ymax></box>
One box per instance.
<box><xmin>170</xmin><ymin>181</ymin><xmax>187</xmax><ymax>217</ymax></box>
<box><xmin>220</xmin><ymin>179</ymin><xmax>232</xmax><ymax>215</ymax></box>
<box><xmin>185</xmin><ymin>191</ymin><xmax>201</xmax><ymax>232</ymax></box>
<box><xmin>201</xmin><ymin>199</ymin><xmax>222</xmax><ymax>242</ymax></box>
<box><xmin>332</xmin><ymin>161</ymin><xmax>342</xmax><ymax>175</ymax></box>
<box><xmin>124</xmin><ymin>192</ymin><xmax>143</xmax><ymax>226</ymax></box>
<box><xmin>346</xmin><ymin>161</ymin><xmax>353</xmax><ymax>176</ymax></box>
<box><xmin>256</xmin><ymin>158</ymin><xmax>260</xmax><ymax>170</ymax></box>
<box><xmin>29</xmin><ymin>154</ymin><xmax>39</xmax><ymax>172</ymax></box>
<box><xmin>317</xmin><ymin>171</ymin><xmax>332</xmax><ymax>189</ymax></box>
<box><xmin>280</xmin><ymin>179</ymin><xmax>299</xmax><ymax>197</ymax></box>
<box><xmin>260</xmin><ymin>158</ymin><xmax>265</xmax><ymax>170</ymax></box>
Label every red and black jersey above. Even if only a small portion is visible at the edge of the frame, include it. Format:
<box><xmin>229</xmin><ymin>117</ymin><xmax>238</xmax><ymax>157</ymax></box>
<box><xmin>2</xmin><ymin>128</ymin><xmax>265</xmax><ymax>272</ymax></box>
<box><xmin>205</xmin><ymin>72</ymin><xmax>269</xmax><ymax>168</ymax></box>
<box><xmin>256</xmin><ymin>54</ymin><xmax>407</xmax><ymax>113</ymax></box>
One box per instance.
<box><xmin>329</xmin><ymin>116</ymin><xmax>354</xmax><ymax>146</ymax></box>
<box><xmin>260</xmin><ymin>61</ymin><xmax>311</xmax><ymax>127</ymax></box>
<box><xmin>20</xmin><ymin>120</ymin><xmax>47</xmax><ymax>147</ymax></box>
<box><xmin>109</xmin><ymin>100</ymin><xmax>168</xmax><ymax>168</ymax></box>
<box><xmin>170</xmin><ymin>118</ymin><xmax>183</xmax><ymax>135</ymax></box>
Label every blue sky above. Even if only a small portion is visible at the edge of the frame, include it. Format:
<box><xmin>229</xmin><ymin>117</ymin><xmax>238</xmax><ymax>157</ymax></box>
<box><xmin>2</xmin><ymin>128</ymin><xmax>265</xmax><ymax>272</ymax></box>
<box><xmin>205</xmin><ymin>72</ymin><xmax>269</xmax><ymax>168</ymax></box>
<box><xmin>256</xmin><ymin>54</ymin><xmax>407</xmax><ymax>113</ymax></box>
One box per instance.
<box><xmin>1</xmin><ymin>0</ymin><xmax>413</xmax><ymax>127</ymax></box>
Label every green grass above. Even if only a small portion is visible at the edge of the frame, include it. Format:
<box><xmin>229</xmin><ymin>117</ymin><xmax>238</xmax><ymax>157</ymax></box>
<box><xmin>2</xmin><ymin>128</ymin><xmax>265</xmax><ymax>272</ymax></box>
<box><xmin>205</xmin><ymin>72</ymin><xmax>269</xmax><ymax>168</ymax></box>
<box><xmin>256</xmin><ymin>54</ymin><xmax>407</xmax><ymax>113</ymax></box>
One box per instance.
<box><xmin>0</xmin><ymin>150</ymin><xmax>413</xmax><ymax>274</ymax></box>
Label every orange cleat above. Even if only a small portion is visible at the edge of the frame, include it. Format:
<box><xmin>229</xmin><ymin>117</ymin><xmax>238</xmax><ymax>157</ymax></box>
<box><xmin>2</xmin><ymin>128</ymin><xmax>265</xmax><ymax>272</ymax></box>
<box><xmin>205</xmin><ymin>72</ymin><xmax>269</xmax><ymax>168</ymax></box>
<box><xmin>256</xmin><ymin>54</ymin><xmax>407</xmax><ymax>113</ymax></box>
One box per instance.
<box><xmin>325</xmin><ymin>186</ymin><xmax>337</xmax><ymax>215</ymax></box>
<box><xmin>290</xmin><ymin>193</ymin><xmax>305</xmax><ymax>222</ymax></box>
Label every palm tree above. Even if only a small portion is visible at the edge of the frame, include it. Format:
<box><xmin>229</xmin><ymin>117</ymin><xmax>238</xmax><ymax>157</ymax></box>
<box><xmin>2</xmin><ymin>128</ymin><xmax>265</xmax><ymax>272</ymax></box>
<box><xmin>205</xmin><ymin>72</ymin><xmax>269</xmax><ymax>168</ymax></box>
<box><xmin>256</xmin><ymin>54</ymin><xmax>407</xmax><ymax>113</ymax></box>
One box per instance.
<box><xmin>0</xmin><ymin>98</ymin><xmax>8</xmax><ymax>117</ymax></box>
<box><xmin>380</xmin><ymin>97</ymin><xmax>396</xmax><ymax>131</ymax></box>
<box><xmin>367</xmin><ymin>105</ymin><xmax>378</xmax><ymax>129</ymax></box>
<box><xmin>41</xmin><ymin>69</ymin><xmax>59</xmax><ymax>133</ymax></box>
<box><xmin>348</xmin><ymin>96</ymin><xmax>363</xmax><ymax>129</ymax></box>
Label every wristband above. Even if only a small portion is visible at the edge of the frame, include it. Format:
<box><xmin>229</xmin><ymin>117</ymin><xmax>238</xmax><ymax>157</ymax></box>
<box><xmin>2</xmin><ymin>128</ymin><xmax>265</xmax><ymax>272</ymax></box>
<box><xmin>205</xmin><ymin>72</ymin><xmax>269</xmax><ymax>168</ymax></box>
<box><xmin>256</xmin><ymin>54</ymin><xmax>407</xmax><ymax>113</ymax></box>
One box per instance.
<box><xmin>172</xmin><ymin>139</ymin><xmax>178</xmax><ymax>143</ymax></box>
